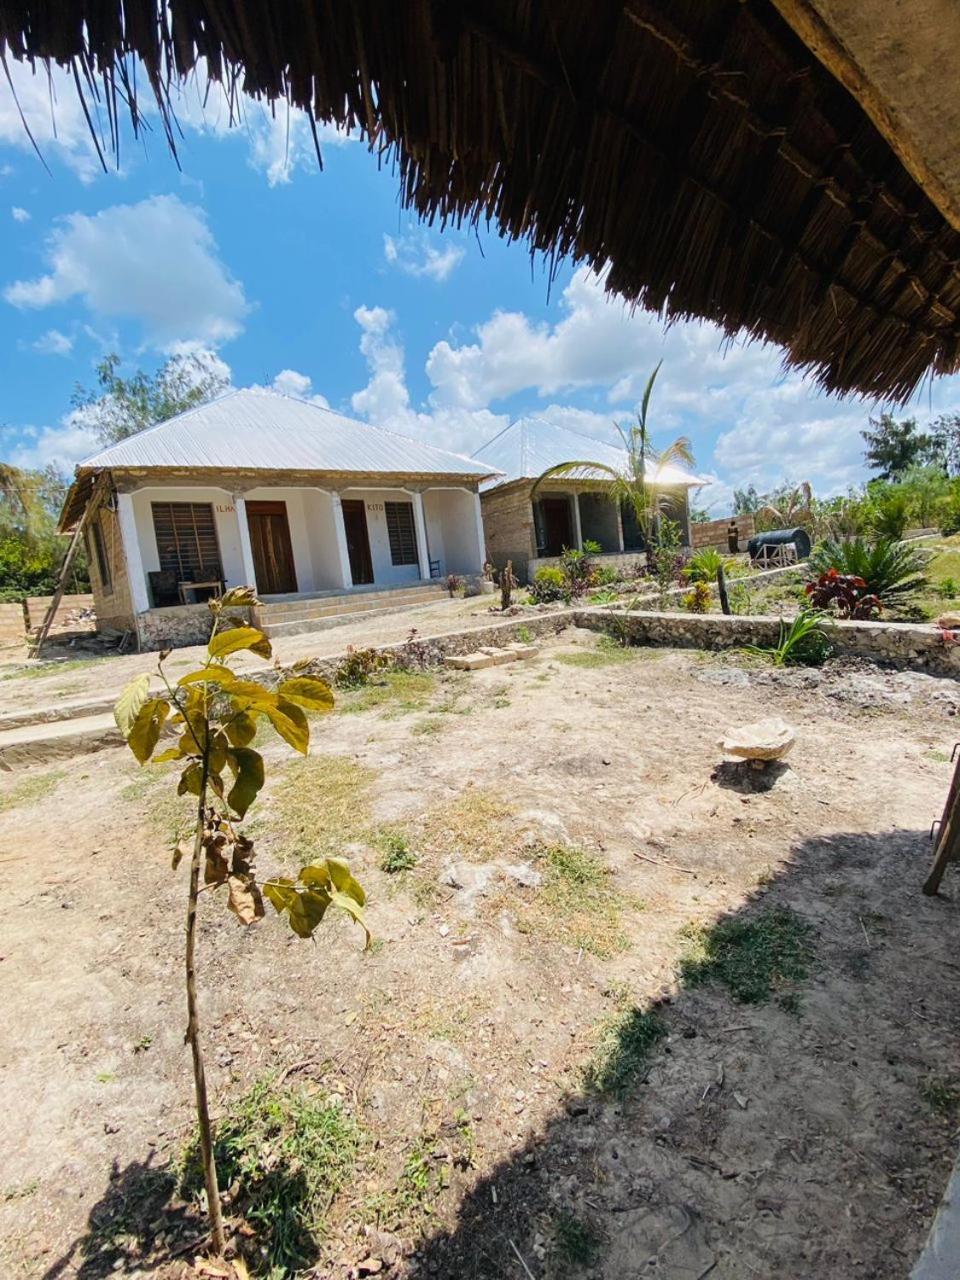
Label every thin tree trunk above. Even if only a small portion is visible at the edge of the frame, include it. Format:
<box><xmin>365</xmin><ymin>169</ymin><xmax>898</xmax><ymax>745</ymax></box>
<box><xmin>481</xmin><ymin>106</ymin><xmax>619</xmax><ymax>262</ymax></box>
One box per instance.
<box><xmin>185</xmin><ymin>762</ymin><xmax>225</xmax><ymax>1254</ymax></box>
<box><xmin>717</xmin><ymin>565</ymin><xmax>731</xmax><ymax>615</ymax></box>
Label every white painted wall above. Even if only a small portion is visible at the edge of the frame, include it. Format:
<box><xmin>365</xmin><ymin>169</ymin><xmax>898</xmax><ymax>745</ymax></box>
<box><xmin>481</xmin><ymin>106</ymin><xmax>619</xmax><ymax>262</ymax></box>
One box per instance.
<box><xmin>131</xmin><ymin>486</ymin><xmax>245</xmax><ymax>606</ymax></box>
<box><xmin>340</xmin><ymin>487</ymin><xmax>424</xmax><ymax>586</ymax></box>
<box><xmin>423</xmin><ymin>489</ymin><xmax>483</xmax><ymax>576</ymax></box>
<box><xmin>303</xmin><ymin>490</ymin><xmax>349</xmax><ymax>590</ymax></box>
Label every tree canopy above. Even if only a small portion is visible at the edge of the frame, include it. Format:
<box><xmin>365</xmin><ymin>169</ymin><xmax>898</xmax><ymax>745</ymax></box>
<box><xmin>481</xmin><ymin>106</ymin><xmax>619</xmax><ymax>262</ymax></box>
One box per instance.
<box><xmin>73</xmin><ymin>351</ymin><xmax>230</xmax><ymax>445</ymax></box>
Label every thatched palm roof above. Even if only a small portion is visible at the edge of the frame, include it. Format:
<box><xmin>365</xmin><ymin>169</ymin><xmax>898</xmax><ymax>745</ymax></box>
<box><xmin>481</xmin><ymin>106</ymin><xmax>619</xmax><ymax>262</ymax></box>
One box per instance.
<box><xmin>3</xmin><ymin>0</ymin><xmax>959</xmax><ymax>402</ymax></box>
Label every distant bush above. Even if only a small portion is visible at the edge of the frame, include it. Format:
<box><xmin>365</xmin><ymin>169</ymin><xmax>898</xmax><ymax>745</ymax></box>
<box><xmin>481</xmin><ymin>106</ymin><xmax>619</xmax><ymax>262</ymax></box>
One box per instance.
<box><xmin>530</xmin><ymin>566</ymin><xmax>569</xmax><ymax>604</ymax></box>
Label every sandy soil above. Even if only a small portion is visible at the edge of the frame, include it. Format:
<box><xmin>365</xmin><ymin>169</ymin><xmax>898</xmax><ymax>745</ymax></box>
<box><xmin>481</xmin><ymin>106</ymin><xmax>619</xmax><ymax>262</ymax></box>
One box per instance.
<box><xmin>0</xmin><ymin>630</ymin><xmax>958</xmax><ymax>1279</ymax></box>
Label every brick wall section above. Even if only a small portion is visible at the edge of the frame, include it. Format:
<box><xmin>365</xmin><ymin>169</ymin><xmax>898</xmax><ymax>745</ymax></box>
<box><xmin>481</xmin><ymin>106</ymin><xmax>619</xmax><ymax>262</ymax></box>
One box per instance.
<box><xmin>691</xmin><ymin>513</ymin><xmax>756</xmax><ymax>550</ymax></box>
<box><xmin>87</xmin><ymin>504</ymin><xmax>137</xmax><ymax>635</ymax></box>
<box><xmin>480</xmin><ymin>483</ymin><xmax>537</xmax><ymax>581</ymax></box>
<box><xmin>0</xmin><ymin>602</ymin><xmax>25</xmax><ymax>649</ymax></box>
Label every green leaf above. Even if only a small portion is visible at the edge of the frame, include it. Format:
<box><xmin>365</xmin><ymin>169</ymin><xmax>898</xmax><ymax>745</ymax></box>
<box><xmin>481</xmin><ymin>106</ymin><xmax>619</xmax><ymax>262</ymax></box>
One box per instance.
<box><xmin>127</xmin><ymin>698</ymin><xmax>170</xmax><ymax>764</ymax></box>
<box><xmin>153</xmin><ymin>745</ymin><xmax>185</xmax><ymax>763</ymax></box>
<box><xmin>264</xmin><ymin>699</ymin><xmax>309</xmax><ymax>754</ymax></box>
<box><xmin>225</xmin><ymin>747</ymin><xmax>265</xmax><ymax>818</ymax></box>
<box><xmin>277</xmin><ymin>676</ymin><xmax>335</xmax><ymax>713</ymax></box>
<box><xmin>209</xmin><ymin>625</ymin><xmax>272</xmax><ymax>661</ymax></box>
<box><xmin>264</xmin><ymin>878</ymin><xmax>331</xmax><ymax>938</ymax></box>
<box><xmin>115</xmin><ymin>673</ymin><xmax>150</xmax><ymax>738</ymax></box>
<box><xmin>178</xmin><ymin>762</ymin><xmax>203</xmax><ymax>797</ymax></box>
<box><xmin>298</xmin><ymin>858</ymin><xmax>370</xmax><ymax>946</ymax></box>
<box><xmin>208</xmin><ymin>731</ymin><xmax>229</xmax><ymax>777</ymax></box>
<box><xmin>225</xmin><ymin>712</ymin><xmax>257</xmax><ymax>747</ymax></box>
<box><xmin>177</xmin><ymin>665</ymin><xmax>237</xmax><ymax>688</ymax></box>
<box><xmin>326</xmin><ymin>856</ymin><xmax>366</xmax><ymax>907</ymax></box>
<box><xmin>220</xmin><ymin>586</ymin><xmax>261</xmax><ymax>608</ymax></box>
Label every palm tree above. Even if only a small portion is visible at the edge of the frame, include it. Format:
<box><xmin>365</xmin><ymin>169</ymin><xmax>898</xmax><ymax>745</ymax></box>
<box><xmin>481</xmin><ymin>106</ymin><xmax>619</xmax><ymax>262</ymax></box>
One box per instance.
<box><xmin>757</xmin><ymin>481</ymin><xmax>813</xmax><ymax>531</ymax></box>
<box><xmin>530</xmin><ymin>364</ymin><xmax>694</xmax><ymax>546</ymax></box>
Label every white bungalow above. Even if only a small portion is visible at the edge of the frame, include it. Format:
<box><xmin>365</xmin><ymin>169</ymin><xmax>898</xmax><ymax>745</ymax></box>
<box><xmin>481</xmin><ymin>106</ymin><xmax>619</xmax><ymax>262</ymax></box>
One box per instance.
<box><xmin>59</xmin><ymin>388</ymin><xmax>498</xmax><ymax>649</ymax></box>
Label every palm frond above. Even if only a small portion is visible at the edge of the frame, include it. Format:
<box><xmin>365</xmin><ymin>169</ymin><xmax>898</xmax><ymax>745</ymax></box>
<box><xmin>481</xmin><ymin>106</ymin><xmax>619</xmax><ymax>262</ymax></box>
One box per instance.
<box><xmin>638</xmin><ymin>361</ymin><xmax>662</xmax><ymax>433</ymax></box>
<box><xmin>530</xmin><ymin>461</ymin><xmax>622</xmax><ymax>502</ymax></box>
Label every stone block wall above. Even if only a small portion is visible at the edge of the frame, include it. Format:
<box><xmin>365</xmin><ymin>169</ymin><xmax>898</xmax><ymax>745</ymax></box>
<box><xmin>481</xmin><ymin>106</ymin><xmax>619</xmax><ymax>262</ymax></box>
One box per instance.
<box><xmin>691</xmin><ymin>513</ymin><xmax>756</xmax><ymax>550</ymax></box>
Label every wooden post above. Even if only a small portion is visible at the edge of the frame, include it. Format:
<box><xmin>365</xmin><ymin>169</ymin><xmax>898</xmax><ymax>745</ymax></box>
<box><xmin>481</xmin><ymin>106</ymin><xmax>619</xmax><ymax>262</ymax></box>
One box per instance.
<box><xmin>923</xmin><ymin>748</ymin><xmax>960</xmax><ymax>894</ymax></box>
<box><xmin>30</xmin><ymin>472</ymin><xmax>109</xmax><ymax>659</ymax></box>
<box><xmin>716</xmin><ymin>565</ymin><xmax>731</xmax><ymax>615</ymax></box>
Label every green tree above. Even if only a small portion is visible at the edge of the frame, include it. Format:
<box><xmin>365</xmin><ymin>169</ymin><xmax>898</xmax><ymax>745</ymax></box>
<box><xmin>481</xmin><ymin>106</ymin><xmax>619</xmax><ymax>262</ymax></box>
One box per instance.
<box><xmin>73</xmin><ymin>351</ymin><xmax>229</xmax><ymax>445</ymax></box>
<box><xmin>0</xmin><ymin>463</ymin><xmax>84</xmax><ymax>599</ymax></box>
<box><xmin>930</xmin><ymin>413</ymin><xmax>960</xmax><ymax>477</ymax></box>
<box><xmin>530</xmin><ymin>364</ymin><xmax>694</xmax><ymax>546</ymax></box>
<box><xmin>733</xmin><ymin>485</ymin><xmax>760</xmax><ymax>514</ymax></box>
<box><xmin>115</xmin><ymin>590</ymin><xmax>368</xmax><ymax>1257</ymax></box>
<box><xmin>861</xmin><ymin>413</ymin><xmax>939</xmax><ymax>480</ymax></box>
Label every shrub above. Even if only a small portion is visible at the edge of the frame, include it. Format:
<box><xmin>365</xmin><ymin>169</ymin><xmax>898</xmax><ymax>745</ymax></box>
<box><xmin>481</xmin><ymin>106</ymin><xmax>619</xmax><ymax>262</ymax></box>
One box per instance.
<box><xmin>805</xmin><ymin>569</ymin><xmax>882</xmax><ymax>620</ymax></box>
<box><xmin>648</xmin><ymin>517</ymin><xmax>686</xmax><ymax>593</ymax></box>
<box><xmin>530</xmin><ymin>565</ymin><xmax>570</xmax><ymax>604</ymax></box>
<box><xmin>808</xmin><ymin>537</ymin><xmax>929</xmax><ymax>605</ymax></box>
<box><xmin>592</xmin><ymin>564</ymin><xmax>620</xmax><ymax>586</ymax></box>
<box><xmin>334</xmin><ymin>646</ymin><xmax>393</xmax><ymax>687</ymax></box>
<box><xmin>749</xmin><ymin>607</ymin><xmax>832</xmax><ymax>666</ymax></box>
<box><xmin>938</xmin><ymin>576</ymin><xmax>959</xmax><ymax>600</ymax></box>
<box><xmin>867</xmin><ymin>488</ymin><xmax>910</xmax><ymax>541</ymax></box>
<box><xmin>446</xmin><ymin>573</ymin><xmax>463</xmax><ymax>597</ymax></box>
<box><xmin>683</xmin><ymin>581</ymin><xmax>712</xmax><ymax>613</ymax></box>
<box><xmin>559</xmin><ymin>546</ymin><xmax>594</xmax><ymax>596</ymax></box>
<box><xmin>685</xmin><ymin>546</ymin><xmax>733</xmax><ymax>584</ymax></box>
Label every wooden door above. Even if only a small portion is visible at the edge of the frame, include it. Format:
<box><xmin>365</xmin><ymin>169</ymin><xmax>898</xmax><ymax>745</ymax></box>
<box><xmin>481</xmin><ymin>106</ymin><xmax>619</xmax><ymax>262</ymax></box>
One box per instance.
<box><xmin>538</xmin><ymin>497</ymin><xmax>574</xmax><ymax>556</ymax></box>
<box><xmin>246</xmin><ymin>501</ymin><xmax>298</xmax><ymax>595</ymax></box>
<box><xmin>341</xmin><ymin>500</ymin><xmax>374</xmax><ymax>585</ymax></box>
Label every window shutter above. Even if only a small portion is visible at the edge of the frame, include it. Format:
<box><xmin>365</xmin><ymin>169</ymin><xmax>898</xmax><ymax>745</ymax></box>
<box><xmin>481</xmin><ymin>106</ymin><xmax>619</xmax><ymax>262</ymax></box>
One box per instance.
<box><xmin>151</xmin><ymin>503</ymin><xmax>223</xmax><ymax>580</ymax></box>
<box><xmin>384</xmin><ymin>502</ymin><xmax>419</xmax><ymax>566</ymax></box>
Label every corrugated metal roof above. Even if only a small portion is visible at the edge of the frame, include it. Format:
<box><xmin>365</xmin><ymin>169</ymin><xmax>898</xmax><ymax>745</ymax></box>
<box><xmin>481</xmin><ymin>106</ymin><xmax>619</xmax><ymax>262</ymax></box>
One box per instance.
<box><xmin>78</xmin><ymin>388</ymin><xmax>497</xmax><ymax>478</ymax></box>
<box><xmin>472</xmin><ymin>417</ymin><xmax>710</xmax><ymax>490</ymax></box>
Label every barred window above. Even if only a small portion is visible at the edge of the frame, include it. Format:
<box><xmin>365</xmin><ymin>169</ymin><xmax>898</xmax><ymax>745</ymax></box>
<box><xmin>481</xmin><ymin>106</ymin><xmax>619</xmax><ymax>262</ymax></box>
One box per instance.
<box><xmin>384</xmin><ymin>501</ymin><xmax>418</xmax><ymax>566</ymax></box>
<box><xmin>151</xmin><ymin>502</ymin><xmax>223</xmax><ymax>581</ymax></box>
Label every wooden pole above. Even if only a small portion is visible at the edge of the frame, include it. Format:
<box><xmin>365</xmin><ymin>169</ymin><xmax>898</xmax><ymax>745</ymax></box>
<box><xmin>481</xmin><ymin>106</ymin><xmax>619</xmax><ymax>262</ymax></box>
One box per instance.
<box><xmin>923</xmin><ymin>748</ymin><xmax>960</xmax><ymax>894</ymax></box>
<box><xmin>30</xmin><ymin>472</ymin><xmax>108</xmax><ymax>660</ymax></box>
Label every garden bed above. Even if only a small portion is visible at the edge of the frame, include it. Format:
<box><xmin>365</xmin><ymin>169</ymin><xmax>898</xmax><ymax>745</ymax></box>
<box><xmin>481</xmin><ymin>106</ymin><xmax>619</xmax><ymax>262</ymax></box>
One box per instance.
<box><xmin>0</xmin><ymin>628</ymin><xmax>957</xmax><ymax>1278</ymax></box>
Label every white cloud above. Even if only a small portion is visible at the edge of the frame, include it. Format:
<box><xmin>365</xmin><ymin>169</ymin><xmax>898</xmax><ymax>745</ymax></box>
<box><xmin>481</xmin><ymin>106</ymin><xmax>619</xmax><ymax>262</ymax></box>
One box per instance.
<box><xmin>4</xmin><ymin>195</ymin><xmax>249</xmax><ymax>350</ymax></box>
<box><xmin>11</xmin><ymin>206</ymin><xmax>29</xmax><ymax>222</ymax></box>
<box><xmin>270</xmin><ymin>368</ymin><xmax>329</xmax><ymax>406</ymax></box>
<box><xmin>6</xmin><ymin>412</ymin><xmax>101</xmax><ymax>474</ymax></box>
<box><xmin>32</xmin><ymin>328</ymin><xmax>73</xmax><ymax>356</ymax></box>
<box><xmin>383</xmin><ymin>231</ymin><xmax>465</xmax><ymax>283</ymax></box>
<box><xmin>0</xmin><ymin>60</ymin><xmax>103</xmax><ymax>181</ymax></box>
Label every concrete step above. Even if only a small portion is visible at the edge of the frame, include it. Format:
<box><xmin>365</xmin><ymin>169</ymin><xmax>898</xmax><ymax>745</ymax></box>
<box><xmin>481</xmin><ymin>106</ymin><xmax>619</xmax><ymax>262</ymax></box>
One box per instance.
<box><xmin>261</xmin><ymin>594</ymin><xmax>455</xmax><ymax>640</ymax></box>
<box><xmin>0</xmin><ymin>693</ymin><xmax>126</xmax><ymax>734</ymax></box>
<box><xmin>0</xmin><ymin>712</ymin><xmax>124</xmax><ymax>769</ymax></box>
<box><xmin>261</xmin><ymin>585</ymin><xmax>446</xmax><ymax>621</ymax></box>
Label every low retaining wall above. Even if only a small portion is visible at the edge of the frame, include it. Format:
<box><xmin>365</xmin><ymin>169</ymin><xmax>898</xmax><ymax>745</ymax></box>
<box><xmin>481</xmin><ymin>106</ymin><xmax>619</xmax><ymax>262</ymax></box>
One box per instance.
<box><xmin>572</xmin><ymin>607</ymin><xmax>960</xmax><ymax>677</ymax></box>
<box><xmin>136</xmin><ymin>603</ymin><xmax>233</xmax><ymax>650</ymax></box>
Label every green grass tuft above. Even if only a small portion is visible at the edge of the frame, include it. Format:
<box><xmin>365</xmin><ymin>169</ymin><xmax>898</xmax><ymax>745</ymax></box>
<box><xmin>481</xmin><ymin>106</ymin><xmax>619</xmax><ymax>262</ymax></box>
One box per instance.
<box><xmin>524</xmin><ymin>844</ymin><xmax>632</xmax><ymax>959</ymax></box>
<box><xmin>584</xmin><ymin>1004</ymin><xmax>667</xmax><ymax>1096</ymax></box>
<box><xmin>338</xmin><ymin>670</ymin><xmax>436</xmax><ymax>717</ymax></box>
<box><xmin>556</xmin><ymin>636</ymin><xmax>640</xmax><ymax>669</ymax></box>
<box><xmin>920</xmin><ymin>1076</ymin><xmax>960</xmax><ymax>1118</ymax></box>
<box><xmin>0</xmin><ymin>768</ymin><xmax>65</xmax><ymax>815</ymax></box>
<box><xmin>377</xmin><ymin>830</ymin><xmax>417</xmax><ymax>873</ymax></box>
<box><xmin>180</xmin><ymin>1077</ymin><xmax>360</xmax><ymax>1274</ymax></box>
<box><xmin>551</xmin><ymin>1210</ymin><xmax>604</xmax><ymax>1269</ymax></box>
<box><xmin>679</xmin><ymin>907</ymin><xmax>814</xmax><ymax>1005</ymax></box>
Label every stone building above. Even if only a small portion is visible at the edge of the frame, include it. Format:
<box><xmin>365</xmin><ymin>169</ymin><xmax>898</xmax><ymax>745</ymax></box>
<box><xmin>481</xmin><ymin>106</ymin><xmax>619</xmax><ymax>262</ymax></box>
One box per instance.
<box><xmin>472</xmin><ymin>418</ymin><xmax>708</xmax><ymax>582</ymax></box>
<box><xmin>58</xmin><ymin>388</ymin><xmax>497</xmax><ymax>649</ymax></box>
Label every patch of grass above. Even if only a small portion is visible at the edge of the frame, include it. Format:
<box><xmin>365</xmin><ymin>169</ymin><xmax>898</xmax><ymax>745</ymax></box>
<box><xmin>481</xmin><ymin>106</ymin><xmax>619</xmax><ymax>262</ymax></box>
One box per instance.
<box><xmin>556</xmin><ymin>635</ymin><xmax>640</xmax><ymax>668</ymax></box>
<box><xmin>0</xmin><ymin>657</ymin><xmax>100</xmax><ymax>681</ymax></box>
<box><xmin>410</xmin><ymin>716</ymin><xmax>443</xmax><ymax>736</ymax></box>
<box><xmin>3</xmin><ymin>1179</ymin><xmax>39</xmax><ymax>1201</ymax></box>
<box><xmin>520</xmin><ymin>844</ymin><xmax>632</xmax><ymax>959</ymax></box>
<box><xmin>0</xmin><ymin>768</ymin><xmax>65</xmax><ymax>815</ymax></box>
<box><xmin>180</xmin><ymin>1077</ymin><xmax>361</xmax><ymax>1274</ymax></box>
<box><xmin>391</xmin><ymin>1134</ymin><xmax>448</xmax><ymax>1224</ymax></box>
<box><xmin>338</xmin><ymin>670</ymin><xmax>436</xmax><ymax>717</ymax></box>
<box><xmin>417</xmin><ymin>787</ymin><xmax>514</xmax><ymax>865</ymax></box>
<box><xmin>920</xmin><ymin>1076</ymin><xmax>960</xmax><ymax>1117</ymax></box>
<box><xmin>266</xmin><ymin>754</ymin><xmax>376</xmax><ymax>861</ymax></box>
<box><xmin>516</xmin><ymin>625</ymin><xmax>533</xmax><ymax>644</ymax></box>
<box><xmin>377</xmin><ymin>830</ymin><xmax>417</xmax><ymax>874</ymax></box>
<box><xmin>925</xmin><ymin>749</ymin><xmax>951</xmax><ymax>764</ymax></box>
<box><xmin>550</xmin><ymin>1210</ymin><xmax>604</xmax><ymax>1270</ymax></box>
<box><xmin>679</xmin><ymin>907</ymin><xmax>815</xmax><ymax>1006</ymax></box>
<box><xmin>584</xmin><ymin>1003</ymin><xmax>667</xmax><ymax>1095</ymax></box>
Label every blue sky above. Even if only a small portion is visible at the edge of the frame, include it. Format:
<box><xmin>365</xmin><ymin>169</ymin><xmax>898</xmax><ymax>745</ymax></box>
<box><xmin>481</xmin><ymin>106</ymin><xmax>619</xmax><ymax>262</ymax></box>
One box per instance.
<box><xmin>2</xmin><ymin>60</ymin><xmax>959</xmax><ymax>515</ymax></box>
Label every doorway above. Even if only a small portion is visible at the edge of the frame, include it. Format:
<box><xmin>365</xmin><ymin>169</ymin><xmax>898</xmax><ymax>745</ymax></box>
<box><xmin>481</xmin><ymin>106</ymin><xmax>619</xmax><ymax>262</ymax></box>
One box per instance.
<box><xmin>341</xmin><ymin>499</ymin><xmax>374</xmax><ymax>585</ymax></box>
<box><xmin>246</xmin><ymin>500</ymin><xmax>298</xmax><ymax>594</ymax></box>
<box><xmin>537</xmin><ymin>496</ymin><xmax>574</xmax><ymax>556</ymax></box>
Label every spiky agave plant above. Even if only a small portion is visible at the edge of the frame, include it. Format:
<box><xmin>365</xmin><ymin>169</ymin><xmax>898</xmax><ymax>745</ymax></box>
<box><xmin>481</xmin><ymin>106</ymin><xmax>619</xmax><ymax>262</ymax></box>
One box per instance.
<box><xmin>808</xmin><ymin>537</ymin><xmax>929</xmax><ymax>605</ymax></box>
<box><xmin>529</xmin><ymin>364</ymin><xmax>694</xmax><ymax>547</ymax></box>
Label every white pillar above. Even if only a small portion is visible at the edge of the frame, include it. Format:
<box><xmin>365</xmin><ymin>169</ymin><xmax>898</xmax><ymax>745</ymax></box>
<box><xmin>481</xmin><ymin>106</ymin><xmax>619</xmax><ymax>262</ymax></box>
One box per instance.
<box><xmin>571</xmin><ymin>492</ymin><xmax>583</xmax><ymax>551</ymax></box>
<box><xmin>233</xmin><ymin>494</ymin><xmax>258</xmax><ymax>591</ymax></box>
<box><xmin>116</xmin><ymin>491</ymin><xmax>150</xmax><ymax>614</ymax></box>
<box><xmin>615</xmin><ymin>503</ymin><xmax>625</xmax><ymax>553</ymax></box>
<box><xmin>472</xmin><ymin>491</ymin><xmax>487</xmax><ymax>572</ymax></box>
<box><xmin>411</xmin><ymin>491</ymin><xmax>431</xmax><ymax>580</ymax></box>
<box><xmin>331</xmin><ymin>494</ymin><xmax>354</xmax><ymax>589</ymax></box>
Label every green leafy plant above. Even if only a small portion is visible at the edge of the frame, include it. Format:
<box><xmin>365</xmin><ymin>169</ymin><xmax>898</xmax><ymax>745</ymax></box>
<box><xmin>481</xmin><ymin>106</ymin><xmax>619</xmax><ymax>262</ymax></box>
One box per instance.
<box><xmin>805</xmin><ymin>570</ymin><xmax>881</xmax><ymax>620</ymax></box>
<box><xmin>867</xmin><ymin>487</ymin><xmax>911</xmax><ymax>541</ymax></box>
<box><xmin>589</xmin><ymin>587</ymin><xmax>620</xmax><ymax>605</ymax></box>
<box><xmin>683</xmin><ymin>580</ymin><xmax>712</xmax><ymax>614</ymax></box>
<box><xmin>530</xmin><ymin>565</ymin><xmax>570</xmax><ymax>604</ymax></box>
<box><xmin>937</xmin><ymin>576</ymin><xmax>959</xmax><ymax>599</ymax></box>
<box><xmin>114</xmin><ymin>586</ymin><xmax>369</xmax><ymax>1257</ymax></box>
<box><xmin>749</xmin><ymin>607</ymin><xmax>832</xmax><ymax>666</ymax></box>
<box><xmin>684</xmin><ymin>546</ymin><xmax>734</xmax><ymax>584</ymax></box>
<box><xmin>808</xmin><ymin>537</ymin><xmax>929</xmax><ymax>605</ymax></box>
<box><xmin>334</xmin><ymin>645</ymin><xmax>393</xmax><ymax>688</ymax></box>
<box><xmin>378</xmin><ymin>830</ymin><xmax>417</xmax><ymax>873</ymax></box>
<box><xmin>649</xmin><ymin>516</ymin><xmax>686</xmax><ymax>595</ymax></box>
<box><xmin>516</xmin><ymin>624</ymin><xmax>533</xmax><ymax>644</ymax></box>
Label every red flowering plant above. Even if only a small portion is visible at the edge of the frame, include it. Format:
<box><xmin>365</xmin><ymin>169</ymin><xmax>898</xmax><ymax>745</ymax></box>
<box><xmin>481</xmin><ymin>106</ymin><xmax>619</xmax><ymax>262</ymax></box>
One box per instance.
<box><xmin>805</xmin><ymin>568</ymin><xmax>882</xmax><ymax>620</ymax></box>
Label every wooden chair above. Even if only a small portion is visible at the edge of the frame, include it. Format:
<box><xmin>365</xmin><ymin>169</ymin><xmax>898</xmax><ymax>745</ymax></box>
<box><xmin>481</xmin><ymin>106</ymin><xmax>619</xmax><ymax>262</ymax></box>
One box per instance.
<box><xmin>148</xmin><ymin>570</ymin><xmax>180</xmax><ymax>608</ymax></box>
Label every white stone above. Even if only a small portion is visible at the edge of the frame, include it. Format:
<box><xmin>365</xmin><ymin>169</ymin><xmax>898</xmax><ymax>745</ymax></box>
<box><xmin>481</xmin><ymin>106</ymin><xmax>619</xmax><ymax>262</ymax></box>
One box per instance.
<box><xmin>718</xmin><ymin>717</ymin><xmax>795</xmax><ymax>761</ymax></box>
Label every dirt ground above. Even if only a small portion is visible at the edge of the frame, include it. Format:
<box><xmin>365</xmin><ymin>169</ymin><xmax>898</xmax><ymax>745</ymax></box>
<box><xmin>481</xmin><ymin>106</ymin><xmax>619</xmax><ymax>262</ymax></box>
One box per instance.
<box><xmin>1</xmin><ymin>628</ymin><xmax>958</xmax><ymax>1279</ymax></box>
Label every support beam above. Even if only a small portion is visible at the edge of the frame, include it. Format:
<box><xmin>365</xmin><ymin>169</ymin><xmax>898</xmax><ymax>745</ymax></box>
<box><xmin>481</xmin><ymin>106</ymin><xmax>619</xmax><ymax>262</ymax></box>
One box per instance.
<box><xmin>31</xmin><ymin>471</ymin><xmax>110</xmax><ymax>659</ymax></box>
<box><xmin>233</xmin><ymin>494</ymin><xmax>258</xmax><ymax>590</ymax></box>
<box><xmin>472</xmin><ymin>491</ymin><xmax>488</xmax><ymax>572</ymax></box>
<box><xmin>117</xmin><ymin>491</ymin><xmax>150</xmax><ymax>614</ymax></box>
<box><xmin>411</xmin><ymin>491</ymin><xmax>431</xmax><ymax>580</ymax></box>
<box><xmin>331</xmin><ymin>494</ymin><xmax>354</xmax><ymax>589</ymax></box>
<box><xmin>571</xmin><ymin>493</ymin><xmax>583</xmax><ymax>551</ymax></box>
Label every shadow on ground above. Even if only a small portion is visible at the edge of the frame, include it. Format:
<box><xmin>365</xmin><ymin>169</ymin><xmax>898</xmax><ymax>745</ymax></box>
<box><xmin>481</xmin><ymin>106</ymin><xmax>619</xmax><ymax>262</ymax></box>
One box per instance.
<box><xmin>403</xmin><ymin>827</ymin><xmax>959</xmax><ymax>1279</ymax></box>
